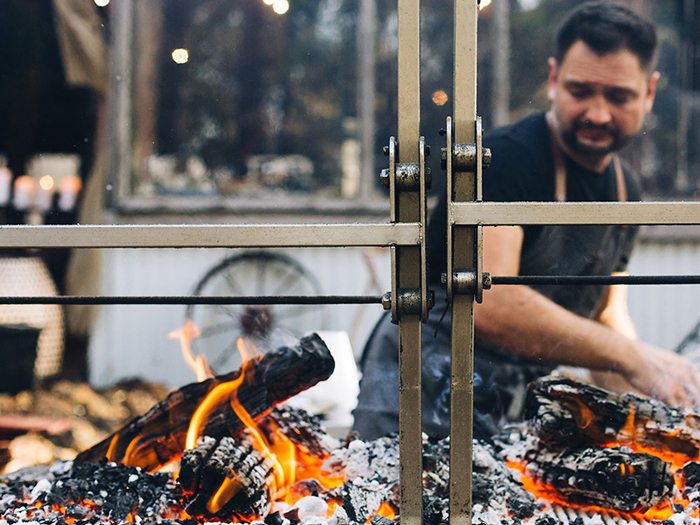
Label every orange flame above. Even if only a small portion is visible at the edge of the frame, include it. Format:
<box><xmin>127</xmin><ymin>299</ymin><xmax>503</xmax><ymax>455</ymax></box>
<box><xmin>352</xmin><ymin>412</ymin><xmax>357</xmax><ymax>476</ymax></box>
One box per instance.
<box><xmin>506</xmin><ymin>460</ymin><xmax>675</xmax><ymax>521</ymax></box>
<box><xmin>185</xmin><ymin>337</ymin><xmax>341</xmax><ymax>515</ymax></box>
<box><xmin>372</xmin><ymin>502</ymin><xmax>397</xmax><ymax>522</ymax></box>
<box><xmin>169</xmin><ymin>320</ymin><xmax>213</xmax><ymax>382</ymax></box>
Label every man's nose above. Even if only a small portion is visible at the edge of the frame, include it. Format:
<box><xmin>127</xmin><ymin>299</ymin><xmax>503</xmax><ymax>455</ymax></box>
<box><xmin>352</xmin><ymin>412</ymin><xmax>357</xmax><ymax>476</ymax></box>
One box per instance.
<box><xmin>583</xmin><ymin>95</ymin><xmax>612</xmax><ymax>125</ymax></box>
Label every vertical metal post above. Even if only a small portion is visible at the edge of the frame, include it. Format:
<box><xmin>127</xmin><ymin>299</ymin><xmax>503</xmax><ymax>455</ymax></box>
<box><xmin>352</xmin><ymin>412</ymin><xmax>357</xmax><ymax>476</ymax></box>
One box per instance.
<box><xmin>449</xmin><ymin>2</ymin><xmax>478</xmax><ymax>525</ymax></box>
<box><xmin>396</xmin><ymin>2</ymin><xmax>423</xmax><ymax>525</ymax></box>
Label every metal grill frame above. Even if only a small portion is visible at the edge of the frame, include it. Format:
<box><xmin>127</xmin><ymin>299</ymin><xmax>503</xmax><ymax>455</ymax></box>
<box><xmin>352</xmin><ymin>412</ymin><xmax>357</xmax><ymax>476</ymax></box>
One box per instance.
<box><xmin>1</xmin><ymin>3</ymin><xmax>700</xmax><ymax>525</ymax></box>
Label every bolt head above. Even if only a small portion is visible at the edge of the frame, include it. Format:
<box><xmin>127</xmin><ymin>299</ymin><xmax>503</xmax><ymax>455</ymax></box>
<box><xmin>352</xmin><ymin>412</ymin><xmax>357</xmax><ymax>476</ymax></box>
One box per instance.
<box><xmin>381</xmin><ymin>292</ymin><xmax>392</xmax><ymax>310</ymax></box>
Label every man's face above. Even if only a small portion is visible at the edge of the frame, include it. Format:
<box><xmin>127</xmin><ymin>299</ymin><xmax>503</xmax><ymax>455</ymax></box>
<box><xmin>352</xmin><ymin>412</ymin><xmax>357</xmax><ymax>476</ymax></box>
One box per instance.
<box><xmin>547</xmin><ymin>40</ymin><xmax>659</xmax><ymax>159</ymax></box>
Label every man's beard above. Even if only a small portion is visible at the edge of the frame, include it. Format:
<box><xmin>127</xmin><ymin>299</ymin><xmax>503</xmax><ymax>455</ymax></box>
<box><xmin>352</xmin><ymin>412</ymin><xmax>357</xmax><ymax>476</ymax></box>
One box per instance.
<box><xmin>559</xmin><ymin>119</ymin><xmax>632</xmax><ymax>157</ymax></box>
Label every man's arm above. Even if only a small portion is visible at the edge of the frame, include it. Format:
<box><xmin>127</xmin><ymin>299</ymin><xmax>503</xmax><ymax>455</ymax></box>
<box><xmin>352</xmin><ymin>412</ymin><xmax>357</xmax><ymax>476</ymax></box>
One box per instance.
<box><xmin>590</xmin><ymin>277</ymin><xmax>642</xmax><ymax>393</ymax></box>
<box><xmin>474</xmin><ymin>226</ymin><xmax>700</xmax><ymax>408</ymax></box>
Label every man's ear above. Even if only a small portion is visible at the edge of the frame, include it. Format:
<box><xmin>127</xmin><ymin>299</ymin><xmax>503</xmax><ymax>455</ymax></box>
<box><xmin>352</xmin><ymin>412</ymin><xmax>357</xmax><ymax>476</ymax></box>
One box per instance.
<box><xmin>547</xmin><ymin>57</ymin><xmax>558</xmax><ymax>102</ymax></box>
<box><xmin>644</xmin><ymin>71</ymin><xmax>660</xmax><ymax>113</ymax></box>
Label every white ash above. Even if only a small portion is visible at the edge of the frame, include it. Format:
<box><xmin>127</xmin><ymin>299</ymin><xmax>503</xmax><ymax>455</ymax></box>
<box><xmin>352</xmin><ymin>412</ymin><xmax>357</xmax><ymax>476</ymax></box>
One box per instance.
<box><xmin>290</xmin><ymin>495</ymin><xmax>328</xmax><ymax>522</ymax></box>
<box><xmin>324</xmin><ymin>436</ymin><xmax>400</xmax><ymax>485</ymax></box>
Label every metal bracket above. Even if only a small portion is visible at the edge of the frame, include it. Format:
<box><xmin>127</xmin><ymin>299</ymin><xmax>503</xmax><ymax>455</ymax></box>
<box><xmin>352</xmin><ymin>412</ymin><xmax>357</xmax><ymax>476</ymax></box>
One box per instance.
<box><xmin>382</xmin><ymin>135</ymin><xmax>432</xmax><ymax>321</ymax></box>
<box><xmin>444</xmin><ymin>271</ymin><xmax>492</xmax><ymax>300</ymax></box>
<box><xmin>380</xmin><ymin>163</ymin><xmax>431</xmax><ymax>190</ymax></box>
<box><xmin>382</xmin><ymin>289</ymin><xmax>435</xmax><ymax>314</ymax></box>
<box><xmin>445</xmin><ymin>117</ymin><xmax>489</xmax><ymax>303</ymax></box>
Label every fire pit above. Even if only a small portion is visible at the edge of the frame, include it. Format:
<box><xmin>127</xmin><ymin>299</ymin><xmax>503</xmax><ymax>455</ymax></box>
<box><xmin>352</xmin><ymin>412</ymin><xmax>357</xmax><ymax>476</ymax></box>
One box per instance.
<box><xmin>3</xmin><ymin>332</ymin><xmax>700</xmax><ymax>525</ymax></box>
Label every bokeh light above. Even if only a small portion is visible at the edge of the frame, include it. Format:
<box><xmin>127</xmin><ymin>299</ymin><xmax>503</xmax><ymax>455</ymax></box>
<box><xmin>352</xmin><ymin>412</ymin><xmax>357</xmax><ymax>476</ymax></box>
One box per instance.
<box><xmin>39</xmin><ymin>175</ymin><xmax>55</xmax><ymax>191</ymax></box>
<box><xmin>94</xmin><ymin>0</ymin><xmax>110</xmax><ymax>7</ymax></box>
<box><xmin>272</xmin><ymin>0</ymin><xmax>290</xmax><ymax>15</ymax></box>
<box><xmin>171</xmin><ymin>48</ymin><xmax>189</xmax><ymax>64</ymax></box>
<box><xmin>432</xmin><ymin>90</ymin><xmax>449</xmax><ymax>106</ymax></box>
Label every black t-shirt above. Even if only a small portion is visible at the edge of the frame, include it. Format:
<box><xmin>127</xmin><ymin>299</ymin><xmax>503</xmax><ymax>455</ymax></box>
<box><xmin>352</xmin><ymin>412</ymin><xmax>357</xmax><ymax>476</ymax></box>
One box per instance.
<box><xmin>427</xmin><ymin>112</ymin><xmax>641</xmax><ymax>299</ymax></box>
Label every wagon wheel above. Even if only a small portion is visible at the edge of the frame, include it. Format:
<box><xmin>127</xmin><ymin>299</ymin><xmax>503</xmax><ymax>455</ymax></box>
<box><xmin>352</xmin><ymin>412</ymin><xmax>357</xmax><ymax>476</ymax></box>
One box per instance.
<box><xmin>185</xmin><ymin>251</ymin><xmax>326</xmax><ymax>373</ymax></box>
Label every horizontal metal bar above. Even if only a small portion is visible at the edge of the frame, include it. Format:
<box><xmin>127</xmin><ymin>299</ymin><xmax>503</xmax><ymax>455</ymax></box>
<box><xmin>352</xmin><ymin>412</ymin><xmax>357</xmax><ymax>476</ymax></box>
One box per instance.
<box><xmin>0</xmin><ymin>223</ymin><xmax>421</xmax><ymax>248</ymax></box>
<box><xmin>492</xmin><ymin>275</ymin><xmax>700</xmax><ymax>286</ymax></box>
<box><xmin>451</xmin><ymin>201</ymin><xmax>700</xmax><ymax>226</ymax></box>
<box><xmin>0</xmin><ymin>295</ymin><xmax>384</xmax><ymax>305</ymax></box>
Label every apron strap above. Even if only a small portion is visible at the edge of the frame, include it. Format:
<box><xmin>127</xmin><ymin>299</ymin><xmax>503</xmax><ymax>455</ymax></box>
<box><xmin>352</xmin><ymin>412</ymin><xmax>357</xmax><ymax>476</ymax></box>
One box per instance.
<box><xmin>545</xmin><ymin>111</ymin><xmax>627</xmax><ymax>203</ymax></box>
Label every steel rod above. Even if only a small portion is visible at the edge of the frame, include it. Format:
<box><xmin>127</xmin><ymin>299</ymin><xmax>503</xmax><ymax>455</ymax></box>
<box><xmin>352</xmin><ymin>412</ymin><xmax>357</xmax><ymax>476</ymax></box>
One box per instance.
<box><xmin>0</xmin><ymin>295</ymin><xmax>383</xmax><ymax>305</ymax></box>
<box><xmin>0</xmin><ymin>223</ymin><xmax>421</xmax><ymax>248</ymax></box>
<box><xmin>491</xmin><ymin>275</ymin><xmax>700</xmax><ymax>285</ymax></box>
<box><xmin>451</xmin><ymin>201</ymin><xmax>700</xmax><ymax>225</ymax></box>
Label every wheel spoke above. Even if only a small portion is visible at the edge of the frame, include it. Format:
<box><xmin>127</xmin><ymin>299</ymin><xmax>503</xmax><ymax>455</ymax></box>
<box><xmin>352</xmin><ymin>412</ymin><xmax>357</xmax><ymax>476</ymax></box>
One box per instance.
<box><xmin>270</xmin><ymin>265</ymin><xmax>301</xmax><ymax>296</ymax></box>
<box><xmin>222</xmin><ymin>271</ymin><xmax>246</xmax><ymax>296</ymax></box>
<box><xmin>256</xmin><ymin>261</ymin><xmax>267</xmax><ymax>296</ymax></box>
<box><xmin>199</xmin><ymin>320</ymin><xmax>239</xmax><ymax>339</ymax></box>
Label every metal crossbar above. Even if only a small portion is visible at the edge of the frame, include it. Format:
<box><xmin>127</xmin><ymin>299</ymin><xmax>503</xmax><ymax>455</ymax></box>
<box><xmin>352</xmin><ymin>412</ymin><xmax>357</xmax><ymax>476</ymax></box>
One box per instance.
<box><xmin>451</xmin><ymin>201</ymin><xmax>700</xmax><ymax>226</ymax></box>
<box><xmin>0</xmin><ymin>223</ymin><xmax>421</xmax><ymax>248</ymax></box>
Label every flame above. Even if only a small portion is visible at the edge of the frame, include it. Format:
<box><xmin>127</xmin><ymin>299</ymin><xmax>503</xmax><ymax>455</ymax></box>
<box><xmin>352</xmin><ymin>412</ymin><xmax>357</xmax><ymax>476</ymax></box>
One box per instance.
<box><xmin>169</xmin><ymin>320</ymin><xmax>213</xmax><ymax>382</ymax></box>
<box><xmin>184</xmin><ymin>337</ymin><xmax>346</xmax><ymax>516</ymax></box>
<box><xmin>506</xmin><ymin>460</ymin><xmax>676</xmax><ymax>521</ymax></box>
<box><xmin>598</xmin><ymin>403</ymin><xmax>700</xmax><ymax>470</ymax></box>
<box><xmin>372</xmin><ymin>502</ymin><xmax>397</xmax><ymax>522</ymax></box>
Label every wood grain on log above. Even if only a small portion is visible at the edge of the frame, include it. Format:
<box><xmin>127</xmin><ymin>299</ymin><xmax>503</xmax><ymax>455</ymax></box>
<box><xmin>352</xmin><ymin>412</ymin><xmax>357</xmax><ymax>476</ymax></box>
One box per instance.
<box><xmin>518</xmin><ymin>440</ymin><xmax>674</xmax><ymax>512</ymax></box>
<box><xmin>75</xmin><ymin>334</ymin><xmax>334</xmax><ymax>471</ymax></box>
<box><xmin>525</xmin><ymin>376</ymin><xmax>700</xmax><ymax>459</ymax></box>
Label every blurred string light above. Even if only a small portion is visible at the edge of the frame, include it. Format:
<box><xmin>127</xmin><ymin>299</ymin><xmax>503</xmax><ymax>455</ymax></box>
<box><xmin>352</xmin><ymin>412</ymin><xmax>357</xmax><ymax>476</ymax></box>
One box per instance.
<box><xmin>172</xmin><ymin>48</ymin><xmax>189</xmax><ymax>64</ymax></box>
<box><xmin>272</xmin><ymin>0</ymin><xmax>290</xmax><ymax>15</ymax></box>
<box><xmin>261</xmin><ymin>0</ymin><xmax>290</xmax><ymax>15</ymax></box>
<box><xmin>94</xmin><ymin>0</ymin><xmax>110</xmax><ymax>6</ymax></box>
<box><xmin>479</xmin><ymin>0</ymin><xmax>493</xmax><ymax>10</ymax></box>
<box><xmin>39</xmin><ymin>175</ymin><xmax>54</xmax><ymax>191</ymax></box>
<box><xmin>432</xmin><ymin>90</ymin><xmax>449</xmax><ymax>106</ymax></box>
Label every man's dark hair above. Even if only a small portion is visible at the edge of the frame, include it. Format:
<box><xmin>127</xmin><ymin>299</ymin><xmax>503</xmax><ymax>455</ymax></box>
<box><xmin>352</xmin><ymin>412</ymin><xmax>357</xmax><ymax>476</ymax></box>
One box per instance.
<box><xmin>554</xmin><ymin>1</ymin><xmax>658</xmax><ymax>72</ymax></box>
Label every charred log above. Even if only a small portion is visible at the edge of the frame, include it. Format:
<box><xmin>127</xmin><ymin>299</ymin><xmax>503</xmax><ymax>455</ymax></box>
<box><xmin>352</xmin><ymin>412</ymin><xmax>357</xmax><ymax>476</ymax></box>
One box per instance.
<box><xmin>180</xmin><ymin>435</ymin><xmax>274</xmax><ymax>520</ymax></box>
<box><xmin>525</xmin><ymin>375</ymin><xmax>700</xmax><ymax>458</ymax></box>
<box><xmin>262</xmin><ymin>406</ymin><xmax>337</xmax><ymax>459</ymax></box>
<box><xmin>515</xmin><ymin>439</ymin><xmax>674</xmax><ymax>512</ymax></box>
<box><xmin>76</xmin><ymin>334</ymin><xmax>334</xmax><ymax>470</ymax></box>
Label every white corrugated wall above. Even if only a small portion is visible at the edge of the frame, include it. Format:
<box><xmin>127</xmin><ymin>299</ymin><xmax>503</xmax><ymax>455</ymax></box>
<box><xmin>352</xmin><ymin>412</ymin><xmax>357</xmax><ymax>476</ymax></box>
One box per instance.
<box><xmin>88</xmin><ymin>237</ymin><xmax>698</xmax><ymax>387</ymax></box>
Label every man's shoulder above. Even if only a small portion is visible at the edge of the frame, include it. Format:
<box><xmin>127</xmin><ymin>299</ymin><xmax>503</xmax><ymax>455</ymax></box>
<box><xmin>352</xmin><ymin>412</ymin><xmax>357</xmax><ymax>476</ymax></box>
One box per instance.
<box><xmin>484</xmin><ymin>112</ymin><xmax>548</xmax><ymax>151</ymax></box>
<box><xmin>619</xmin><ymin>158</ymin><xmax>642</xmax><ymax>202</ymax></box>
<box><xmin>482</xmin><ymin>111</ymin><xmax>552</xmax><ymax>202</ymax></box>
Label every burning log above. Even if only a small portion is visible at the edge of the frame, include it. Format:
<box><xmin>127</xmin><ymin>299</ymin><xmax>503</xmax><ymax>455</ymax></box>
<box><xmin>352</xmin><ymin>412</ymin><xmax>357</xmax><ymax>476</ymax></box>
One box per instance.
<box><xmin>180</xmin><ymin>435</ymin><xmax>274</xmax><ymax>520</ymax></box>
<box><xmin>76</xmin><ymin>334</ymin><xmax>334</xmax><ymax>471</ymax></box>
<box><xmin>509</xmin><ymin>436</ymin><xmax>674</xmax><ymax>512</ymax></box>
<box><xmin>177</xmin><ymin>406</ymin><xmax>338</xmax><ymax>521</ymax></box>
<box><xmin>525</xmin><ymin>375</ymin><xmax>700</xmax><ymax>460</ymax></box>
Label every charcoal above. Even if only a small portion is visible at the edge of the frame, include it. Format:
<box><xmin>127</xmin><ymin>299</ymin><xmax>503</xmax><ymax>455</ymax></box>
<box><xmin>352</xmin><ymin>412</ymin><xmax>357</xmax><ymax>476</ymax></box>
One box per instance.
<box><xmin>283</xmin><ymin>506</ymin><xmax>301</xmax><ymax>524</ymax></box>
<box><xmin>370</xmin><ymin>515</ymin><xmax>396</xmax><ymax>525</ymax></box>
<box><xmin>534</xmin><ymin>516</ymin><xmax>558</xmax><ymax>525</ymax></box>
<box><xmin>264</xmin><ymin>405</ymin><xmax>338</xmax><ymax>459</ymax></box>
<box><xmin>181</xmin><ymin>435</ymin><xmax>274</xmax><ymax>520</ymax></box>
<box><xmin>0</xmin><ymin>461</ymin><xmax>185</xmax><ymax>524</ymax></box>
<box><xmin>510</xmin><ymin>437</ymin><xmax>673</xmax><ymax>512</ymax></box>
<box><xmin>526</xmin><ymin>375</ymin><xmax>700</xmax><ymax>459</ymax></box>
<box><xmin>77</xmin><ymin>334</ymin><xmax>335</xmax><ymax>470</ymax></box>
<box><xmin>265</xmin><ymin>510</ymin><xmax>289</xmax><ymax>525</ymax></box>
<box><xmin>681</xmin><ymin>461</ymin><xmax>700</xmax><ymax>489</ymax></box>
<box><xmin>178</xmin><ymin>435</ymin><xmax>218</xmax><ymax>492</ymax></box>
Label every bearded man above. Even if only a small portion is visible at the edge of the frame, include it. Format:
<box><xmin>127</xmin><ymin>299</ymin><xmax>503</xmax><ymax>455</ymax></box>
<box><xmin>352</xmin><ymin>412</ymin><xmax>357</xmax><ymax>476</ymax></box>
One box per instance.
<box><xmin>353</xmin><ymin>1</ymin><xmax>700</xmax><ymax>440</ymax></box>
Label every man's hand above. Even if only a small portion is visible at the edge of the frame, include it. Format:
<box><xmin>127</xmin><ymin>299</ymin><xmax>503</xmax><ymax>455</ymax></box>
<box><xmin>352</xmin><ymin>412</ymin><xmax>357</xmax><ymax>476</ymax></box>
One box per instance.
<box><xmin>621</xmin><ymin>342</ymin><xmax>700</xmax><ymax>408</ymax></box>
